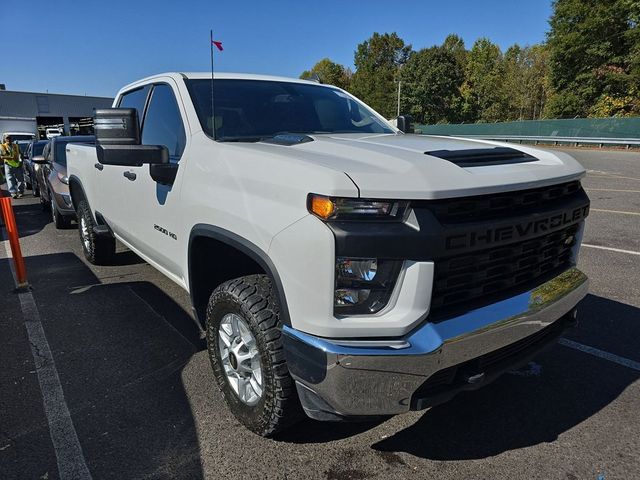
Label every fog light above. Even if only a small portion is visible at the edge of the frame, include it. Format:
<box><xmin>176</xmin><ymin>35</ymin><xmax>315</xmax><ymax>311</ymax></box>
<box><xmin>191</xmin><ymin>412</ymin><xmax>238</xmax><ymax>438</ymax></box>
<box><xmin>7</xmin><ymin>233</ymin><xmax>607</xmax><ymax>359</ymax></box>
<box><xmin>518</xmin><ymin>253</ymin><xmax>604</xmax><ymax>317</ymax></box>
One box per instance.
<box><xmin>335</xmin><ymin>288</ymin><xmax>370</xmax><ymax>306</ymax></box>
<box><xmin>334</xmin><ymin>257</ymin><xmax>402</xmax><ymax>315</ymax></box>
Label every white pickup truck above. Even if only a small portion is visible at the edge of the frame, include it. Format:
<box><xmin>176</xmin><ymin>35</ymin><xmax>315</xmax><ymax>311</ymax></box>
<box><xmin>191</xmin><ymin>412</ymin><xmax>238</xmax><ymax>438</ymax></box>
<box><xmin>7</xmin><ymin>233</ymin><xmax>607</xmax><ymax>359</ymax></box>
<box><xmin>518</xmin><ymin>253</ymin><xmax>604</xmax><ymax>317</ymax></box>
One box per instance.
<box><xmin>67</xmin><ymin>72</ymin><xmax>590</xmax><ymax>436</ymax></box>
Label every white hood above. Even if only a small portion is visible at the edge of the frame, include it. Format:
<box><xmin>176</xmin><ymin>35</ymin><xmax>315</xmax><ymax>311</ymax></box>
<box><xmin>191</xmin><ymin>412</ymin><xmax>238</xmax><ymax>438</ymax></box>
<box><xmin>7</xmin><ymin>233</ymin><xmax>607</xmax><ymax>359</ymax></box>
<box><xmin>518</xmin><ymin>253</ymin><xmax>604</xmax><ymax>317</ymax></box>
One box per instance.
<box><xmin>233</xmin><ymin>133</ymin><xmax>586</xmax><ymax>200</ymax></box>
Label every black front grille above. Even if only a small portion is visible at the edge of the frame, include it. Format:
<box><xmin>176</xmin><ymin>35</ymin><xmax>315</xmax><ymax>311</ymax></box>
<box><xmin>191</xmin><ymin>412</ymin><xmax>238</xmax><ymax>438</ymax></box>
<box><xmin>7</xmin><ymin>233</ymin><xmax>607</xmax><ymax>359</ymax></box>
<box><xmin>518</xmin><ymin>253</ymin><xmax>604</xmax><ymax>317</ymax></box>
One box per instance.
<box><xmin>430</xmin><ymin>223</ymin><xmax>579</xmax><ymax>316</ymax></box>
<box><xmin>421</xmin><ymin>181</ymin><xmax>583</xmax><ymax>223</ymax></box>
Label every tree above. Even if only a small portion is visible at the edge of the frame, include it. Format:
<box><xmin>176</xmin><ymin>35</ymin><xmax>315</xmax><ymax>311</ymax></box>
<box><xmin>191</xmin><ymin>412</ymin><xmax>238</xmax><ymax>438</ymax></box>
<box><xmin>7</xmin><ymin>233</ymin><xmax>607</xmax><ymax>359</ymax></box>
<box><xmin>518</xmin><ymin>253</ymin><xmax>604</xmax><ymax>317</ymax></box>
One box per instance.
<box><xmin>502</xmin><ymin>43</ymin><xmax>551</xmax><ymax>120</ymax></box>
<box><xmin>300</xmin><ymin>58</ymin><xmax>352</xmax><ymax>90</ymax></box>
<box><xmin>546</xmin><ymin>0</ymin><xmax>638</xmax><ymax>117</ymax></box>
<box><xmin>400</xmin><ymin>46</ymin><xmax>464</xmax><ymax>124</ymax></box>
<box><xmin>350</xmin><ymin>32</ymin><xmax>412</xmax><ymax>118</ymax></box>
<box><xmin>462</xmin><ymin>38</ymin><xmax>507</xmax><ymax>122</ymax></box>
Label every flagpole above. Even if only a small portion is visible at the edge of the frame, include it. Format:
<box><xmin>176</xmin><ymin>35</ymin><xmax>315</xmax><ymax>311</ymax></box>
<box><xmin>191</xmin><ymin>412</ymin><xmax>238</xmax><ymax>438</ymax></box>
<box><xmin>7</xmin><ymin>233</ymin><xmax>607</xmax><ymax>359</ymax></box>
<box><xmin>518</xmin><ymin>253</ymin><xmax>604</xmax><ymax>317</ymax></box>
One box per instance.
<box><xmin>210</xmin><ymin>29</ymin><xmax>216</xmax><ymax>140</ymax></box>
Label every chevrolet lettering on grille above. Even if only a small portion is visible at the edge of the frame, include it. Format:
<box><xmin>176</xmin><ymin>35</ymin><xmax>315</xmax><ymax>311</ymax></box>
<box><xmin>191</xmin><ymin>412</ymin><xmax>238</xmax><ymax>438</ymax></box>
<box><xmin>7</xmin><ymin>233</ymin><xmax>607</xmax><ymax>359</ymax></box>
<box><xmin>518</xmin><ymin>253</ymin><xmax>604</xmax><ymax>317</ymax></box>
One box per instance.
<box><xmin>445</xmin><ymin>204</ymin><xmax>590</xmax><ymax>251</ymax></box>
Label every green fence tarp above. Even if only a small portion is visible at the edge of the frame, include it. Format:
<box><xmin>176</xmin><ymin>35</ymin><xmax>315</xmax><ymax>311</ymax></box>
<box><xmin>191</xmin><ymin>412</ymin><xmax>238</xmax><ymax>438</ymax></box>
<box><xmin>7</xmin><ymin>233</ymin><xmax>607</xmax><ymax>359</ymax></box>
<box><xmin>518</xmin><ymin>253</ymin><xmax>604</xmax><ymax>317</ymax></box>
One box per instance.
<box><xmin>416</xmin><ymin>117</ymin><xmax>640</xmax><ymax>139</ymax></box>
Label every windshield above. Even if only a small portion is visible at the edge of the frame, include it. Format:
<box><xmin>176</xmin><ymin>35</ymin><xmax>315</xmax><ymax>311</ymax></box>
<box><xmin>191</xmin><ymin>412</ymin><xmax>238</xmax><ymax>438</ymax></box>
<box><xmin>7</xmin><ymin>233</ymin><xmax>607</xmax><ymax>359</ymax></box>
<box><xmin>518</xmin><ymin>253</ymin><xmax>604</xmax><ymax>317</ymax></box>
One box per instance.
<box><xmin>185</xmin><ymin>79</ymin><xmax>394</xmax><ymax>140</ymax></box>
<box><xmin>17</xmin><ymin>142</ymin><xmax>29</xmax><ymax>154</ymax></box>
<box><xmin>33</xmin><ymin>141</ymin><xmax>47</xmax><ymax>156</ymax></box>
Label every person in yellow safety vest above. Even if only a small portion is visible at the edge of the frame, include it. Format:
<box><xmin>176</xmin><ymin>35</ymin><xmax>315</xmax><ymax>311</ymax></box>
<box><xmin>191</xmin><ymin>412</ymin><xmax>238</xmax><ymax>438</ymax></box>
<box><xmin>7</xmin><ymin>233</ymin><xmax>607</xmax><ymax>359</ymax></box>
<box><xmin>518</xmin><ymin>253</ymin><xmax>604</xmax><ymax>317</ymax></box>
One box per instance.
<box><xmin>0</xmin><ymin>134</ymin><xmax>25</xmax><ymax>198</ymax></box>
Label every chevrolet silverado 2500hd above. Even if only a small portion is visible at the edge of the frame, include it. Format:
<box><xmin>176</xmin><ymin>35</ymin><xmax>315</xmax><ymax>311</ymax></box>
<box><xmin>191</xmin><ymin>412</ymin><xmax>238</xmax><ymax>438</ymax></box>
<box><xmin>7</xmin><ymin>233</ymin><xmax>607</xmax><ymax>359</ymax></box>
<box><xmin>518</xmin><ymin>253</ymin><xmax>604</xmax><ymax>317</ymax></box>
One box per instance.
<box><xmin>66</xmin><ymin>73</ymin><xmax>590</xmax><ymax>436</ymax></box>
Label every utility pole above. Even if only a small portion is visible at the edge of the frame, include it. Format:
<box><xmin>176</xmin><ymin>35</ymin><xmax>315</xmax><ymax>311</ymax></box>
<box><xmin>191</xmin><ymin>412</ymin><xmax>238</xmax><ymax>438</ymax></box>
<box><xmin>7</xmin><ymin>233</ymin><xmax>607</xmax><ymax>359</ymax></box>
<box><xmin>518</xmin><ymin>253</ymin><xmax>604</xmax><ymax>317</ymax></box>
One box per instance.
<box><xmin>397</xmin><ymin>80</ymin><xmax>401</xmax><ymax>117</ymax></box>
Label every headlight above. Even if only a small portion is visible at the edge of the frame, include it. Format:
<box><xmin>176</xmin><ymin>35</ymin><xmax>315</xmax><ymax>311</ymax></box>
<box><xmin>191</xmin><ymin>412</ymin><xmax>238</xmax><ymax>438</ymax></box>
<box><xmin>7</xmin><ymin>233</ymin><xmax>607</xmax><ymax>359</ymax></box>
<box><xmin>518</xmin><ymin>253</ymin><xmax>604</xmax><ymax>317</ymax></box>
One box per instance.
<box><xmin>334</xmin><ymin>257</ymin><xmax>402</xmax><ymax>315</ymax></box>
<box><xmin>57</xmin><ymin>172</ymin><xmax>69</xmax><ymax>184</ymax></box>
<box><xmin>308</xmin><ymin>194</ymin><xmax>409</xmax><ymax>222</ymax></box>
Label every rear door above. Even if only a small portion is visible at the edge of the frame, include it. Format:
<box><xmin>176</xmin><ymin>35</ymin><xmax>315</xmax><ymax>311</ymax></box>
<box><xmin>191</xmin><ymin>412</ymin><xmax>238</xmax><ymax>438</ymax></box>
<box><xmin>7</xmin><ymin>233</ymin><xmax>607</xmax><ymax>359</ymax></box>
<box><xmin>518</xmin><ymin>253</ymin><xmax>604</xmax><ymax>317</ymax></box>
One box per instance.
<box><xmin>119</xmin><ymin>81</ymin><xmax>188</xmax><ymax>280</ymax></box>
<box><xmin>94</xmin><ymin>85</ymin><xmax>151</xmax><ymax>236</ymax></box>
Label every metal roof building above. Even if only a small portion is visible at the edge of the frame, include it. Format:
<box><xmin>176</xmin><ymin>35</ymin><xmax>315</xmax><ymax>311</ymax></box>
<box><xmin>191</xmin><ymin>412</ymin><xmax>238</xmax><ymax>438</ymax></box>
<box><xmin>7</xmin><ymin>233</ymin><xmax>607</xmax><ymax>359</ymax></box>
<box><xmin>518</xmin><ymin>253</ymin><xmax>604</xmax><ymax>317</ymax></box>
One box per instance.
<box><xmin>0</xmin><ymin>88</ymin><xmax>113</xmax><ymax>138</ymax></box>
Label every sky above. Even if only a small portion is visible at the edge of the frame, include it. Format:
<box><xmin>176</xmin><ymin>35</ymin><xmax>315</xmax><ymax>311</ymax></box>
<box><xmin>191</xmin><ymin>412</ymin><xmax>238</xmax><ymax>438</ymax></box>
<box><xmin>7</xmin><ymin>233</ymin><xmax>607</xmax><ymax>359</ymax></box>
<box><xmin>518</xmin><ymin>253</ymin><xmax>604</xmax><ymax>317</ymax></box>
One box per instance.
<box><xmin>3</xmin><ymin>0</ymin><xmax>553</xmax><ymax>98</ymax></box>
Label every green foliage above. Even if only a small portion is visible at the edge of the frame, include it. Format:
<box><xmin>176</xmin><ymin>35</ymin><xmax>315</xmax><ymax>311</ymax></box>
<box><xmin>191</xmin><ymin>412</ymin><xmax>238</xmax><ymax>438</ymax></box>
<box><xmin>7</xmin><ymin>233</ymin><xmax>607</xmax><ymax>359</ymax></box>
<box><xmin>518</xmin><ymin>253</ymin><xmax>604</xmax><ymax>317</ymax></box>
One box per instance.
<box><xmin>299</xmin><ymin>2</ymin><xmax>640</xmax><ymax>124</ymax></box>
<box><xmin>300</xmin><ymin>58</ymin><xmax>352</xmax><ymax>90</ymax></box>
<box><xmin>546</xmin><ymin>0</ymin><xmax>639</xmax><ymax>117</ymax></box>
<box><xmin>462</xmin><ymin>38</ymin><xmax>507</xmax><ymax>122</ymax></box>
<box><xmin>400</xmin><ymin>46</ymin><xmax>464</xmax><ymax>123</ymax></box>
<box><xmin>349</xmin><ymin>32</ymin><xmax>412</xmax><ymax>118</ymax></box>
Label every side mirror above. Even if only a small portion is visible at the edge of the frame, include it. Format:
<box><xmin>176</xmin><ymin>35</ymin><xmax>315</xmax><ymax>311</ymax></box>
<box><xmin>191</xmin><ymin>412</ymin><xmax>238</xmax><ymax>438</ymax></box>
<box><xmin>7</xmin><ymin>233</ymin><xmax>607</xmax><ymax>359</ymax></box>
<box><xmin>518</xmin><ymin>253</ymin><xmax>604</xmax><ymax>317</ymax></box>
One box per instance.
<box><xmin>32</xmin><ymin>155</ymin><xmax>47</xmax><ymax>165</ymax></box>
<box><xmin>94</xmin><ymin>108</ymin><xmax>169</xmax><ymax>166</ymax></box>
<box><xmin>396</xmin><ymin>115</ymin><xmax>414</xmax><ymax>134</ymax></box>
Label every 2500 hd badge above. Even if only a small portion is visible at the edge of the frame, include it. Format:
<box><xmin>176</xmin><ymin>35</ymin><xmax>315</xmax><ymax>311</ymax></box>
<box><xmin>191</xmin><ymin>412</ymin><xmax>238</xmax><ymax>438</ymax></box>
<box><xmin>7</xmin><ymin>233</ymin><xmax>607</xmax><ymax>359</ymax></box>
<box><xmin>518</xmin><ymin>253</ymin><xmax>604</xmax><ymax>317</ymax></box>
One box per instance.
<box><xmin>154</xmin><ymin>224</ymin><xmax>177</xmax><ymax>240</ymax></box>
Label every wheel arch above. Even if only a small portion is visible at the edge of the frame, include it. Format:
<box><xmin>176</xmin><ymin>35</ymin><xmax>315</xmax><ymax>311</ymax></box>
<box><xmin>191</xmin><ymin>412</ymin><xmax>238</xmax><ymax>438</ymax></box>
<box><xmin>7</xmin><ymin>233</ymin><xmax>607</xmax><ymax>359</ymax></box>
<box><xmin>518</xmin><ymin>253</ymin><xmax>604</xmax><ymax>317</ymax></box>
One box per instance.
<box><xmin>68</xmin><ymin>174</ymin><xmax>88</xmax><ymax>213</ymax></box>
<box><xmin>188</xmin><ymin>224</ymin><xmax>291</xmax><ymax>328</ymax></box>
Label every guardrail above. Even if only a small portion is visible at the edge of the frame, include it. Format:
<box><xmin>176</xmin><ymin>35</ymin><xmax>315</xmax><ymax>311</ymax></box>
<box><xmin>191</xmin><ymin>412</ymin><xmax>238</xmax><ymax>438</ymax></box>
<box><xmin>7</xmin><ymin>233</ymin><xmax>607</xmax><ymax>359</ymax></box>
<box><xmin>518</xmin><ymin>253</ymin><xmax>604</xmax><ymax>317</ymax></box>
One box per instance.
<box><xmin>423</xmin><ymin>134</ymin><xmax>640</xmax><ymax>149</ymax></box>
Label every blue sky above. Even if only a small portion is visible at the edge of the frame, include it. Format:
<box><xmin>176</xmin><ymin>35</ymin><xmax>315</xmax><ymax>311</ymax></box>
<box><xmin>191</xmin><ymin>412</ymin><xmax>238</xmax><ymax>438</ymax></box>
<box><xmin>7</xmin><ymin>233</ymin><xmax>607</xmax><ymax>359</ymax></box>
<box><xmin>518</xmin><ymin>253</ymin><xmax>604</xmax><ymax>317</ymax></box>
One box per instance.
<box><xmin>4</xmin><ymin>0</ymin><xmax>552</xmax><ymax>98</ymax></box>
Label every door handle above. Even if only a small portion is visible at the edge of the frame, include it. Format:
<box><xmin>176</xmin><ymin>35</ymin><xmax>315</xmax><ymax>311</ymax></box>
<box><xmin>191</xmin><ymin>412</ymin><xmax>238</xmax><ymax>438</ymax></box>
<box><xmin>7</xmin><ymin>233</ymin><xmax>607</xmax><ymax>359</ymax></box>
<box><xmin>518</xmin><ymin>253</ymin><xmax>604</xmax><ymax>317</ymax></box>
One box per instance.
<box><xmin>123</xmin><ymin>171</ymin><xmax>137</xmax><ymax>181</ymax></box>
<box><xmin>94</xmin><ymin>163</ymin><xmax>103</xmax><ymax>171</ymax></box>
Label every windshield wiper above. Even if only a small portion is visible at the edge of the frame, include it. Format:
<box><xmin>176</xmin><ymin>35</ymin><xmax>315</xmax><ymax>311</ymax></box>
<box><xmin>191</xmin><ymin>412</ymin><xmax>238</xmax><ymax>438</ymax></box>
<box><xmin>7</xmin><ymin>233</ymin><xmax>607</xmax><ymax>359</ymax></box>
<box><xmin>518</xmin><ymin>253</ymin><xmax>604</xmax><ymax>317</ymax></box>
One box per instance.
<box><xmin>216</xmin><ymin>135</ymin><xmax>265</xmax><ymax>143</ymax></box>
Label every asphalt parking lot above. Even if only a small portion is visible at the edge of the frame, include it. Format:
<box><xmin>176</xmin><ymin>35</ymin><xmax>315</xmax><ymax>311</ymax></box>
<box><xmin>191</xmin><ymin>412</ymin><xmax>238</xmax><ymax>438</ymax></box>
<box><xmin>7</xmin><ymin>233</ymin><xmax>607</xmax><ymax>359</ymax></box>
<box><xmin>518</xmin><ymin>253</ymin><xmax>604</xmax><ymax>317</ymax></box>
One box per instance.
<box><xmin>1</xmin><ymin>147</ymin><xmax>639</xmax><ymax>480</ymax></box>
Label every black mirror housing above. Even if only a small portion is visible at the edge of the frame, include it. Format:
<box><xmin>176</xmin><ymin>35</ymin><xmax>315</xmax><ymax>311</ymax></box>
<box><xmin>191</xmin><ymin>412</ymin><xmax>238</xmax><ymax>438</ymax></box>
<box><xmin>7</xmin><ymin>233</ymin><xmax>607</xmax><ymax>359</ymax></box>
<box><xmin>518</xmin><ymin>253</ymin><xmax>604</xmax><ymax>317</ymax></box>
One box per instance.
<box><xmin>93</xmin><ymin>108</ymin><xmax>170</xmax><ymax>167</ymax></box>
<box><xmin>150</xmin><ymin>163</ymin><xmax>179</xmax><ymax>186</ymax></box>
<box><xmin>97</xmin><ymin>144</ymin><xmax>169</xmax><ymax>166</ymax></box>
<box><xmin>94</xmin><ymin>108</ymin><xmax>140</xmax><ymax>146</ymax></box>
<box><xmin>397</xmin><ymin>115</ymin><xmax>414</xmax><ymax>134</ymax></box>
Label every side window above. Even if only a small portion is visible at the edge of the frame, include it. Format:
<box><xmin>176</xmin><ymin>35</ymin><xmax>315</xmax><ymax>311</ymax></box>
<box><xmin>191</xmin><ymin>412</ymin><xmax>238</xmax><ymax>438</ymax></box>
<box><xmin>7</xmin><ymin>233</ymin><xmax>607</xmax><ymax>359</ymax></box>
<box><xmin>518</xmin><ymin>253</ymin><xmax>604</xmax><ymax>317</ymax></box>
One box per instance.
<box><xmin>141</xmin><ymin>84</ymin><xmax>186</xmax><ymax>162</ymax></box>
<box><xmin>117</xmin><ymin>85</ymin><xmax>151</xmax><ymax>130</ymax></box>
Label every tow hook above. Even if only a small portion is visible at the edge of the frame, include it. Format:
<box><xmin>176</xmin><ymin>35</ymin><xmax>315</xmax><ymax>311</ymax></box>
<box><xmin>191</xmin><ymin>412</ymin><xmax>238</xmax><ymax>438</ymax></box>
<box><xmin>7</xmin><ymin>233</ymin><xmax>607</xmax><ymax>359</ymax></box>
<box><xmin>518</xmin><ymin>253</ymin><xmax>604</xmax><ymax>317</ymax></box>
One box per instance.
<box><xmin>465</xmin><ymin>372</ymin><xmax>486</xmax><ymax>385</ymax></box>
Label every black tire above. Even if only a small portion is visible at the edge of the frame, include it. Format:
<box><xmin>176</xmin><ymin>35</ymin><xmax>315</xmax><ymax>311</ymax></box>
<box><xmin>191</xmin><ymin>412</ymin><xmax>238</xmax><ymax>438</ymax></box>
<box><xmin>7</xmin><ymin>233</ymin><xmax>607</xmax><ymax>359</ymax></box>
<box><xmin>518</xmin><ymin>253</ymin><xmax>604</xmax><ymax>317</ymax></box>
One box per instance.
<box><xmin>50</xmin><ymin>192</ymin><xmax>71</xmax><ymax>229</ymax></box>
<box><xmin>206</xmin><ymin>274</ymin><xmax>302</xmax><ymax>436</ymax></box>
<box><xmin>76</xmin><ymin>200</ymin><xmax>115</xmax><ymax>265</ymax></box>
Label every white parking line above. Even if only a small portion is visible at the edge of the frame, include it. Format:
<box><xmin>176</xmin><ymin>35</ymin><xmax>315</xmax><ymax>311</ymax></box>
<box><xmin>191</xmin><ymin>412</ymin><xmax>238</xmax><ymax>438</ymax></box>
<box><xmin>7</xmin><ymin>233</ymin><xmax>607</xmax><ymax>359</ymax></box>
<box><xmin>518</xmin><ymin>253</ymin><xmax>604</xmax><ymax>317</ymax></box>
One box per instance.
<box><xmin>1</xmin><ymin>234</ymin><xmax>92</xmax><ymax>479</ymax></box>
<box><xmin>559</xmin><ymin>338</ymin><xmax>640</xmax><ymax>372</ymax></box>
<box><xmin>585</xmin><ymin>188</ymin><xmax>640</xmax><ymax>193</ymax></box>
<box><xmin>582</xmin><ymin>244</ymin><xmax>640</xmax><ymax>256</ymax></box>
<box><xmin>591</xmin><ymin>208</ymin><xmax>640</xmax><ymax>216</ymax></box>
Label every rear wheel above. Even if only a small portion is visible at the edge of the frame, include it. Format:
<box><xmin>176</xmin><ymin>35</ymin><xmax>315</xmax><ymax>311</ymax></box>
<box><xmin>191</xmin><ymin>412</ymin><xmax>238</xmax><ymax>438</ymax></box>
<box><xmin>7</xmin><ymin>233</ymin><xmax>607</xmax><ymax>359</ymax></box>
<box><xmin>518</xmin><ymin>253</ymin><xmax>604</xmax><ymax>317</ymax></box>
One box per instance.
<box><xmin>206</xmin><ymin>274</ymin><xmax>301</xmax><ymax>436</ymax></box>
<box><xmin>77</xmin><ymin>200</ymin><xmax>115</xmax><ymax>265</ymax></box>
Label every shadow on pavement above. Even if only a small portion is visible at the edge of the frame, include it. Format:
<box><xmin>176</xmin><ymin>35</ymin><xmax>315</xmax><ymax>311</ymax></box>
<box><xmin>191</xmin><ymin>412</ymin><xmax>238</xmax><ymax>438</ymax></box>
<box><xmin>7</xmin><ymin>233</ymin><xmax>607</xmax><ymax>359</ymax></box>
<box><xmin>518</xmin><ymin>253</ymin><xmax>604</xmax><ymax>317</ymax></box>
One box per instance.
<box><xmin>371</xmin><ymin>294</ymin><xmax>639</xmax><ymax>460</ymax></box>
<box><xmin>12</xmin><ymin>252</ymin><xmax>206</xmax><ymax>479</ymax></box>
<box><xmin>6</xmin><ymin>201</ymin><xmax>50</xmax><ymax>238</ymax></box>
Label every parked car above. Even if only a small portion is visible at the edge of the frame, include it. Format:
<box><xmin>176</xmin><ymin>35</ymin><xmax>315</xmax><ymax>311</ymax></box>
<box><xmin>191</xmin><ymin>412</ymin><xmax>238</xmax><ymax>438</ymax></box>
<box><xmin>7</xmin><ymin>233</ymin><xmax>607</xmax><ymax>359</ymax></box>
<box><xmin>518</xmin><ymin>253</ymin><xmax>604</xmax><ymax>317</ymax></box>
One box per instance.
<box><xmin>23</xmin><ymin>140</ymin><xmax>49</xmax><ymax>196</ymax></box>
<box><xmin>67</xmin><ymin>73</ymin><xmax>590</xmax><ymax>436</ymax></box>
<box><xmin>1</xmin><ymin>131</ymin><xmax>36</xmax><ymax>142</ymax></box>
<box><xmin>45</xmin><ymin>128</ymin><xmax>63</xmax><ymax>139</ymax></box>
<box><xmin>37</xmin><ymin>135</ymin><xmax>95</xmax><ymax>228</ymax></box>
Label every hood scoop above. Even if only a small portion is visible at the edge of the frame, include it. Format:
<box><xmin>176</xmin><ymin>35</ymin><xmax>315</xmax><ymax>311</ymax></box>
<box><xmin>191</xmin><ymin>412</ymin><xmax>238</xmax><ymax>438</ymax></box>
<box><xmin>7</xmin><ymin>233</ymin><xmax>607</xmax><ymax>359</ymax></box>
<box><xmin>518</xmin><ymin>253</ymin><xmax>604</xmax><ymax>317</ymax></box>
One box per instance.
<box><xmin>425</xmin><ymin>147</ymin><xmax>537</xmax><ymax>167</ymax></box>
<box><xmin>261</xmin><ymin>133</ymin><xmax>314</xmax><ymax>146</ymax></box>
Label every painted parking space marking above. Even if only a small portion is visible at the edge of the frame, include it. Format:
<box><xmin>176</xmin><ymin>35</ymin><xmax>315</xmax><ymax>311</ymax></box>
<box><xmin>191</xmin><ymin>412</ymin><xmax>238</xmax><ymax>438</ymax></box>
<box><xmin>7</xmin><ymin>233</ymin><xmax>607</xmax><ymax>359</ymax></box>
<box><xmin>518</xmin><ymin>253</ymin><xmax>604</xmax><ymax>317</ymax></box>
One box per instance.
<box><xmin>590</xmin><ymin>208</ymin><xmax>640</xmax><ymax>216</ymax></box>
<box><xmin>582</xmin><ymin>244</ymin><xmax>640</xmax><ymax>256</ymax></box>
<box><xmin>585</xmin><ymin>188</ymin><xmax>640</xmax><ymax>193</ymax></box>
<box><xmin>2</xmin><ymin>234</ymin><xmax>92</xmax><ymax>479</ymax></box>
<box><xmin>559</xmin><ymin>338</ymin><xmax>640</xmax><ymax>372</ymax></box>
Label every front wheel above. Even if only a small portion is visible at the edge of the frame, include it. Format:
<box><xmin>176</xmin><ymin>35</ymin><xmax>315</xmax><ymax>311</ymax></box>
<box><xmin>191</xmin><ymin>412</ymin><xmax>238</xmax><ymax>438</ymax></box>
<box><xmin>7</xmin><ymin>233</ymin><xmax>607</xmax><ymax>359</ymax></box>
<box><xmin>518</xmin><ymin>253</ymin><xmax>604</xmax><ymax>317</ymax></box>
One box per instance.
<box><xmin>206</xmin><ymin>274</ymin><xmax>301</xmax><ymax>436</ymax></box>
<box><xmin>51</xmin><ymin>192</ymin><xmax>71</xmax><ymax>229</ymax></box>
<box><xmin>76</xmin><ymin>200</ymin><xmax>115</xmax><ymax>265</ymax></box>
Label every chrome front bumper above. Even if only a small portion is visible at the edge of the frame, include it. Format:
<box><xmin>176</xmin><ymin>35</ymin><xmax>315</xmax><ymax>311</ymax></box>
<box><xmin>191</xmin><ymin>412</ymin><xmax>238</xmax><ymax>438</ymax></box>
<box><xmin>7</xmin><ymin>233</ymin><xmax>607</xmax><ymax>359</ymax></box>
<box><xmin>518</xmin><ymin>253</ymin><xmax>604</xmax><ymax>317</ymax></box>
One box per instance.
<box><xmin>282</xmin><ymin>267</ymin><xmax>589</xmax><ymax>419</ymax></box>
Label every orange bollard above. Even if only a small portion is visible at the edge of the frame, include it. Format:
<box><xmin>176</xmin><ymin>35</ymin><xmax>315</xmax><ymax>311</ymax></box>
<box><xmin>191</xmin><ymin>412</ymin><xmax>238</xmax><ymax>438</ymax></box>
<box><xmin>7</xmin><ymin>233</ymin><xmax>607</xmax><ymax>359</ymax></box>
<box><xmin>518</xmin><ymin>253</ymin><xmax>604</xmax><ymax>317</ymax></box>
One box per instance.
<box><xmin>0</xmin><ymin>196</ymin><xmax>29</xmax><ymax>289</ymax></box>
